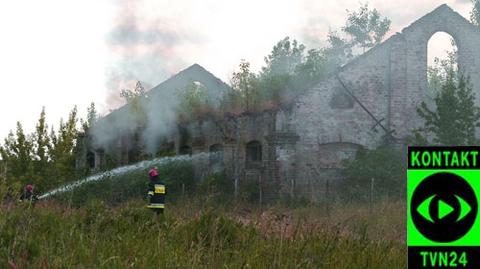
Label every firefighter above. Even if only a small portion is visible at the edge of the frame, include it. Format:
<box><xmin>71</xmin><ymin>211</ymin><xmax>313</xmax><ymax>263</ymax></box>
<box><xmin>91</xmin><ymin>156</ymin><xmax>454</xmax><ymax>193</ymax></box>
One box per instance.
<box><xmin>146</xmin><ymin>167</ymin><xmax>165</xmax><ymax>215</ymax></box>
<box><xmin>19</xmin><ymin>184</ymin><xmax>38</xmax><ymax>203</ymax></box>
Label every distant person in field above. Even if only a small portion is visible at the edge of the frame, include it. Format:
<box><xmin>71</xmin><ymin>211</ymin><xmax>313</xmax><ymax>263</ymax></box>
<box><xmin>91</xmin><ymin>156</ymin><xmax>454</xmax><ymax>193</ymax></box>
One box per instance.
<box><xmin>5</xmin><ymin>186</ymin><xmax>15</xmax><ymax>202</ymax></box>
<box><xmin>19</xmin><ymin>184</ymin><xmax>38</xmax><ymax>203</ymax></box>
<box><xmin>147</xmin><ymin>167</ymin><xmax>165</xmax><ymax>215</ymax></box>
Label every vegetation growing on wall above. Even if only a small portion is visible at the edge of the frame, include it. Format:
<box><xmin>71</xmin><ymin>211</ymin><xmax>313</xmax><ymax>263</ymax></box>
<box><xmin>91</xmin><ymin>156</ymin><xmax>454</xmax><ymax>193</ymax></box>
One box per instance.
<box><xmin>217</xmin><ymin>4</ymin><xmax>391</xmax><ymax>114</ymax></box>
<box><xmin>178</xmin><ymin>81</ymin><xmax>216</xmax><ymax>121</ymax></box>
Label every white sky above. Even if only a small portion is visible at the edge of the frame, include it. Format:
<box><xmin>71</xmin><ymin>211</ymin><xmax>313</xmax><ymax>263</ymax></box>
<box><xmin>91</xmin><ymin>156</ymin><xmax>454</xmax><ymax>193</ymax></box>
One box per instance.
<box><xmin>0</xmin><ymin>0</ymin><xmax>473</xmax><ymax>142</ymax></box>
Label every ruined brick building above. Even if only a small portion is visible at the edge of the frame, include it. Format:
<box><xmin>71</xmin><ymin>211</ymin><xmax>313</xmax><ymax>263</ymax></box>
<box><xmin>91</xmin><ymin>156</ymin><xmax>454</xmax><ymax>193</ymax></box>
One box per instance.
<box><xmin>76</xmin><ymin>5</ymin><xmax>480</xmax><ymax>201</ymax></box>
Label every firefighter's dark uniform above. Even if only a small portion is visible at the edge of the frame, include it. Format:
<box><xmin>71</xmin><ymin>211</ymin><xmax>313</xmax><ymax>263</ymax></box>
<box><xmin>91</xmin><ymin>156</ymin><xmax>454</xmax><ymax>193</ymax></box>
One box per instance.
<box><xmin>19</xmin><ymin>190</ymin><xmax>38</xmax><ymax>207</ymax></box>
<box><xmin>147</xmin><ymin>176</ymin><xmax>165</xmax><ymax>214</ymax></box>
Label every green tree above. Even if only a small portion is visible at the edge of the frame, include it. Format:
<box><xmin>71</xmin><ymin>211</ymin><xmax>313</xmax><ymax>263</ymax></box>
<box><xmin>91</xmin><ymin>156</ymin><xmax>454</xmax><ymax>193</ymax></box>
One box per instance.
<box><xmin>81</xmin><ymin>102</ymin><xmax>98</xmax><ymax>133</ymax></box>
<box><xmin>178</xmin><ymin>81</ymin><xmax>211</xmax><ymax>120</ymax></box>
<box><xmin>0</xmin><ymin>104</ymin><xmax>98</xmax><ymax>190</ymax></box>
<box><xmin>292</xmin><ymin>34</ymin><xmax>351</xmax><ymax>91</ymax></box>
<box><xmin>415</xmin><ymin>75</ymin><xmax>479</xmax><ymax>146</ymax></box>
<box><xmin>221</xmin><ymin>4</ymin><xmax>389</xmax><ymax>111</ymax></box>
<box><xmin>259</xmin><ymin>37</ymin><xmax>307</xmax><ymax>104</ymax></box>
<box><xmin>471</xmin><ymin>0</ymin><xmax>480</xmax><ymax>26</ymax></box>
<box><xmin>257</xmin><ymin>73</ymin><xmax>291</xmax><ymax>106</ymax></box>
<box><xmin>230</xmin><ymin>60</ymin><xmax>259</xmax><ymax>111</ymax></box>
<box><xmin>261</xmin><ymin>37</ymin><xmax>305</xmax><ymax>76</ymax></box>
<box><xmin>48</xmin><ymin>107</ymin><xmax>80</xmax><ymax>186</ymax></box>
<box><xmin>32</xmin><ymin>107</ymin><xmax>50</xmax><ymax>184</ymax></box>
<box><xmin>48</xmin><ymin>126</ymin><xmax>57</xmax><ymax>157</ymax></box>
<box><xmin>0</xmin><ymin>132</ymin><xmax>16</xmax><ymax>185</ymax></box>
<box><xmin>62</xmin><ymin>106</ymin><xmax>79</xmax><ymax>156</ymax></box>
<box><xmin>120</xmin><ymin>81</ymin><xmax>146</xmax><ymax>102</ymax></box>
<box><xmin>427</xmin><ymin>38</ymin><xmax>458</xmax><ymax>92</ymax></box>
<box><xmin>220</xmin><ymin>84</ymin><xmax>243</xmax><ymax>114</ymax></box>
<box><xmin>293</xmin><ymin>49</ymin><xmax>325</xmax><ymax>88</ymax></box>
<box><xmin>14</xmin><ymin>123</ymin><xmax>33</xmax><ymax>175</ymax></box>
<box><xmin>258</xmin><ymin>34</ymin><xmax>354</xmax><ymax>104</ymax></box>
<box><xmin>342</xmin><ymin>3</ymin><xmax>391</xmax><ymax>52</ymax></box>
<box><xmin>121</xmin><ymin>81</ymin><xmax>148</xmax><ymax>127</ymax></box>
<box><xmin>322</xmin><ymin>31</ymin><xmax>354</xmax><ymax>67</ymax></box>
<box><xmin>0</xmin><ymin>123</ymin><xmax>34</xmax><ymax>186</ymax></box>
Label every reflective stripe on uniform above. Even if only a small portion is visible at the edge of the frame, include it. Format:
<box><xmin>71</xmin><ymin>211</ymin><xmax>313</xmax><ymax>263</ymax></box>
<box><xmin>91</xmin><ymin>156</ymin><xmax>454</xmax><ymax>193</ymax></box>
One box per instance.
<box><xmin>147</xmin><ymin>203</ymin><xmax>164</xmax><ymax>209</ymax></box>
<box><xmin>154</xmin><ymin>185</ymin><xmax>165</xmax><ymax>194</ymax></box>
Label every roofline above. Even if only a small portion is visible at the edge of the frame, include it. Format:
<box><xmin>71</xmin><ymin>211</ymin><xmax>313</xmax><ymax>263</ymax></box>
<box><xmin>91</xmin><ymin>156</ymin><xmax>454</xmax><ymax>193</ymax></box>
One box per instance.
<box><xmin>96</xmin><ymin>63</ymin><xmax>231</xmax><ymax>124</ymax></box>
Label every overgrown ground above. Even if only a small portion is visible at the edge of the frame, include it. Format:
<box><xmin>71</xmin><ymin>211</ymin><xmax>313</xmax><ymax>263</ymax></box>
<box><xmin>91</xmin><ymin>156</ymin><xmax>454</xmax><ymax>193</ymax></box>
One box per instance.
<box><xmin>0</xmin><ymin>197</ymin><xmax>406</xmax><ymax>268</ymax></box>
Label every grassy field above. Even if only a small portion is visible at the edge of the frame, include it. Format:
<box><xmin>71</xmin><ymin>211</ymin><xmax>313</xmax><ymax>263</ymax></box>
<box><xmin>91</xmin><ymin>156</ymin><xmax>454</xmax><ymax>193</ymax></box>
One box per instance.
<box><xmin>0</xmin><ymin>197</ymin><xmax>406</xmax><ymax>268</ymax></box>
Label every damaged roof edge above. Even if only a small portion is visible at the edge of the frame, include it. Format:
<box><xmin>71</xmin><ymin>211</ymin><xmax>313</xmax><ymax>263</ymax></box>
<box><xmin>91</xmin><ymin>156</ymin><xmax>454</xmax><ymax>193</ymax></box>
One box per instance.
<box><xmin>95</xmin><ymin>4</ymin><xmax>475</xmax><ymax>128</ymax></box>
<box><xmin>339</xmin><ymin>4</ymin><xmax>478</xmax><ymax>73</ymax></box>
<box><xmin>96</xmin><ymin>63</ymin><xmax>231</xmax><ymax>124</ymax></box>
<box><xmin>401</xmin><ymin>4</ymin><xmax>480</xmax><ymax>35</ymax></box>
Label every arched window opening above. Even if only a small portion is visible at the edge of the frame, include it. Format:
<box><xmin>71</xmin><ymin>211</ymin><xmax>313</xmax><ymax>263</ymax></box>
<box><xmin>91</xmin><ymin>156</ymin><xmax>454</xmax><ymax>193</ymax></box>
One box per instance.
<box><xmin>95</xmin><ymin>149</ymin><xmax>105</xmax><ymax>170</ymax></box>
<box><xmin>427</xmin><ymin>32</ymin><xmax>458</xmax><ymax>92</ymax></box>
<box><xmin>209</xmin><ymin>144</ymin><xmax>224</xmax><ymax>169</ymax></box>
<box><xmin>246</xmin><ymin>141</ymin><xmax>262</xmax><ymax>162</ymax></box>
<box><xmin>87</xmin><ymin>151</ymin><xmax>95</xmax><ymax>169</ymax></box>
<box><xmin>157</xmin><ymin>141</ymin><xmax>175</xmax><ymax>157</ymax></box>
<box><xmin>128</xmin><ymin>149</ymin><xmax>139</xmax><ymax>163</ymax></box>
<box><xmin>179</xmin><ymin>145</ymin><xmax>192</xmax><ymax>156</ymax></box>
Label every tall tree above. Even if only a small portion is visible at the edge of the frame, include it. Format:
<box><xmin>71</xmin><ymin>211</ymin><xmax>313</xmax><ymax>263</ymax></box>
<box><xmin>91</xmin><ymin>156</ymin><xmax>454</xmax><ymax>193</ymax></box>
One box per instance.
<box><xmin>178</xmin><ymin>81</ymin><xmax>210</xmax><ymax>120</ymax></box>
<box><xmin>121</xmin><ymin>81</ymin><xmax>148</xmax><ymax>128</ymax></box>
<box><xmin>471</xmin><ymin>0</ymin><xmax>480</xmax><ymax>26</ymax></box>
<box><xmin>342</xmin><ymin>3</ymin><xmax>391</xmax><ymax>52</ymax></box>
<box><xmin>120</xmin><ymin>81</ymin><xmax>146</xmax><ymax>102</ymax></box>
<box><xmin>0</xmin><ymin>123</ymin><xmax>34</xmax><ymax>186</ymax></box>
<box><xmin>81</xmin><ymin>102</ymin><xmax>98</xmax><ymax>133</ymax></box>
<box><xmin>230</xmin><ymin>60</ymin><xmax>259</xmax><ymax>111</ymax></box>
<box><xmin>13</xmin><ymin>122</ymin><xmax>33</xmax><ymax>180</ymax></box>
<box><xmin>62</xmin><ymin>106</ymin><xmax>79</xmax><ymax>156</ymax></box>
<box><xmin>427</xmin><ymin>41</ymin><xmax>458</xmax><ymax>92</ymax></box>
<box><xmin>48</xmin><ymin>107</ymin><xmax>80</xmax><ymax>186</ymax></box>
<box><xmin>259</xmin><ymin>37</ymin><xmax>306</xmax><ymax>104</ymax></box>
<box><xmin>48</xmin><ymin>126</ymin><xmax>57</xmax><ymax>158</ymax></box>
<box><xmin>261</xmin><ymin>37</ymin><xmax>306</xmax><ymax>76</ymax></box>
<box><xmin>292</xmin><ymin>35</ymin><xmax>349</xmax><ymax>91</ymax></box>
<box><xmin>87</xmin><ymin>103</ymin><xmax>97</xmax><ymax>127</ymax></box>
<box><xmin>32</xmin><ymin>107</ymin><xmax>50</xmax><ymax>184</ymax></box>
<box><xmin>0</xmin><ymin>131</ymin><xmax>16</xmax><ymax>184</ymax></box>
<box><xmin>322</xmin><ymin>31</ymin><xmax>354</xmax><ymax>67</ymax></box>
<box><xmin>33</xmin><ymin>108</ymin><xmax>49</xmax><ymax>164</ymax></box>
<box><xmin>415</xmin><ymin>75</ymin><xmax>479</xmax><ymax>146</ymax></box>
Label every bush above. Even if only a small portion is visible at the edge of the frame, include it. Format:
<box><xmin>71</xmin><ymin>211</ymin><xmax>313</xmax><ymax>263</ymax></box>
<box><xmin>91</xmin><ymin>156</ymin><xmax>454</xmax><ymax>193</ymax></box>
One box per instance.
<box><xmin>53</xmin><ymin>159</ymin><xmax>195</xmax><ymax>206</ymax></box>
<box><xmin>239</xmin><ymin>176</ymin><xmax>261</xmax><ymax>203</ymax></box>
<box><xmin>161</xmin><ymin>161</ymin><xmax>195</xmax><ymax>197</ymax></box>
<box><xmin>340</xmin><ymin>146</ymin><xmax>406</xmax><ymax>202</ymax></box>
<box><xmin>198</xmin><ymin>172</ymin><xmax>233</xmax><ymax>195</ymax></box>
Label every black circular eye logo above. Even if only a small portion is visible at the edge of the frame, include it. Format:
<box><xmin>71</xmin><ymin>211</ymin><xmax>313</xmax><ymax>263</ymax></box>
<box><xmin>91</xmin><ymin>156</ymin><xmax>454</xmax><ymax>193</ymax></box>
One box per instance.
<box><xmin>411</xmin><ymin>172</ymin><xmax>478</xmax><ymax>242</ymax></box>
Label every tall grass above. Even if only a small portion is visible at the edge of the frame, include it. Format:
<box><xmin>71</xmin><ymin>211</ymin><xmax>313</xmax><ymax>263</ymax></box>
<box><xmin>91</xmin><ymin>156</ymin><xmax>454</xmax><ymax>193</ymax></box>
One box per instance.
<box><xmin>0</xmin><ymin>198</ymin><xmax>406</xmax><ymax>268</ymax></box>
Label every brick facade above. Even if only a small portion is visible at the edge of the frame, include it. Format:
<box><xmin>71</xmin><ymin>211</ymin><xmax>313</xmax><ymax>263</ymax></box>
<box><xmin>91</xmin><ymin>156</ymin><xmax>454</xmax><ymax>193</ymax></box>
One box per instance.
<box><xmin>77</xmin><ymin>5</ymin><xmax>480</xmax><ymax>202</ymax></box>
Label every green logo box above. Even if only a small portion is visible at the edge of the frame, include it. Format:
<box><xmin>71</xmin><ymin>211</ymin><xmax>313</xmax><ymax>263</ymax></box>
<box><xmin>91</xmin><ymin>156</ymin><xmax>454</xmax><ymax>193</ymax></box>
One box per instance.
<box><xmin>408</xmin><ymin>147</ymin><xmax>480</xmax><ymax>268</ymax></box>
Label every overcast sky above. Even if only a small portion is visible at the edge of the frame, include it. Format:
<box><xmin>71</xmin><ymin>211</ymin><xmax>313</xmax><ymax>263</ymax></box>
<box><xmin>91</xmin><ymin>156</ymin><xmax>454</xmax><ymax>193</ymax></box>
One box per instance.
<box><xmin>0</xmin><ymin>0</ymin><xmax>473</xmax><ymax>142</ymax></box>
